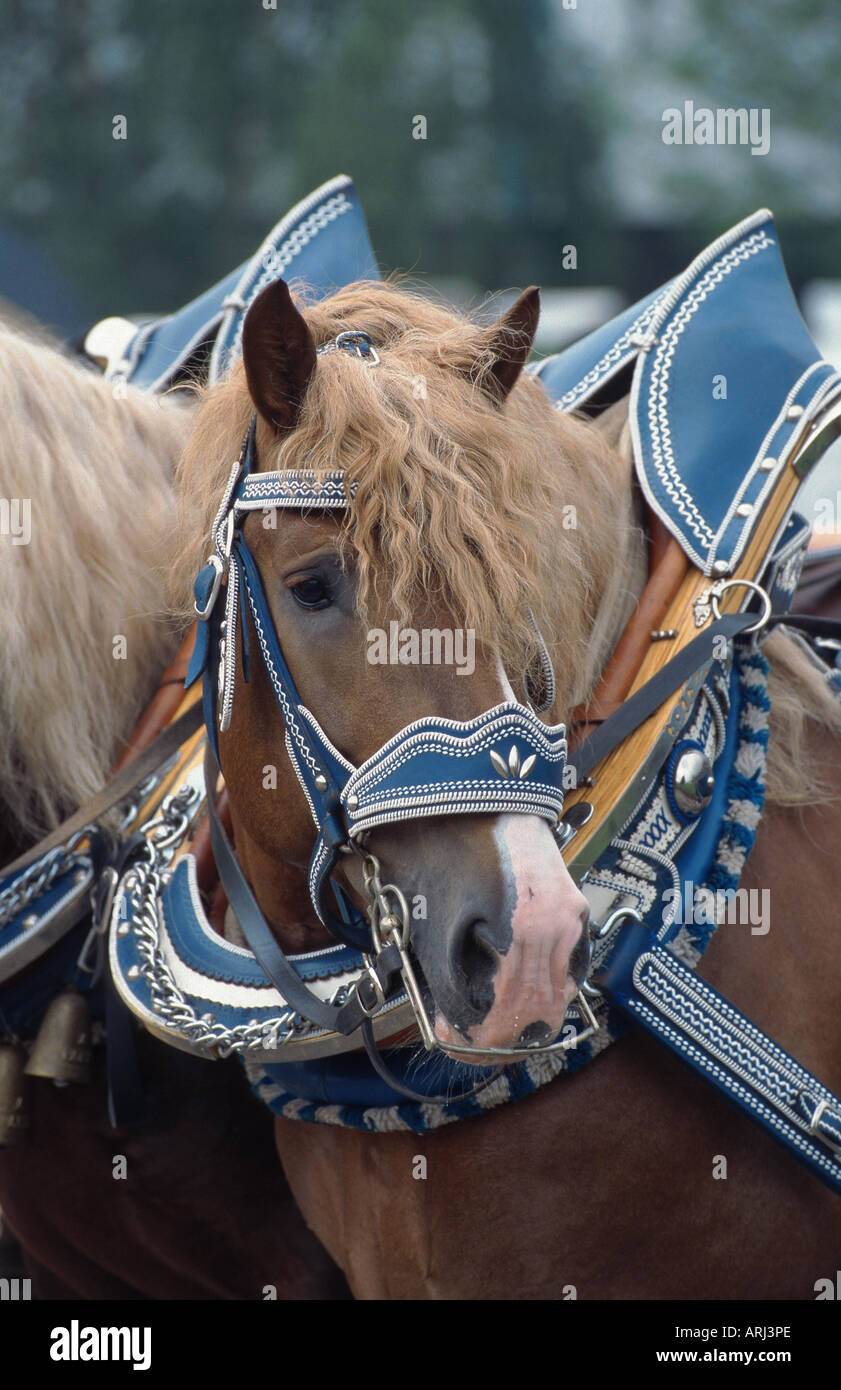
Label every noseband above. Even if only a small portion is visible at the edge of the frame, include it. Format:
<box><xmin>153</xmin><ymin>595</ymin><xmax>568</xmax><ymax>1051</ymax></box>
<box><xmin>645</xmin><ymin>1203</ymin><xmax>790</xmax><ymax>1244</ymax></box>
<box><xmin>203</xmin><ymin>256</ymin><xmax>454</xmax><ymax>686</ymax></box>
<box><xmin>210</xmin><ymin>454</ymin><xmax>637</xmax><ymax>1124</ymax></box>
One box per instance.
<box><xmin>185</xmin><ymin>336</ymin><xmax>594</xmax><ymax>1075</ymax></box>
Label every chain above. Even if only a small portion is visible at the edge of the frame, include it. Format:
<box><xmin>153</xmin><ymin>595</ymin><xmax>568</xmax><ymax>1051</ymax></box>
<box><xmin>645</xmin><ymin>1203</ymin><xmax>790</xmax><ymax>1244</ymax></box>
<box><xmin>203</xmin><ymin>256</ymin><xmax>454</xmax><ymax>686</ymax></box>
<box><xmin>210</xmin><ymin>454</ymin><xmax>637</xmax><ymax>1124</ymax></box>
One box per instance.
<box><xmin>360</xmin><ymin>851</ymin><xmax>411</xmax><ymax>952</ymax></box>
<box><xmin>359</xmin><ymin>849</ymin><xmax>435</xmax><ymax>1045</ymax></box>
<box><xmin>0</xmin><ymin>752</ymin><xmax>186</xmax><ymax>934</ymax></box>
<box><xmin>0</xmin><ymin>831</ymin><xmax>94</xmax><ymax>929</ymax></box>
<box><xmin>113</xmin><ymin>766</ymin><xmax>177</xmax><ymax>835</ymax></box>
<box><xmin>120</xmin><ymin>786</ymin><xmax>352</xmax><ymax>1057</ymax></box>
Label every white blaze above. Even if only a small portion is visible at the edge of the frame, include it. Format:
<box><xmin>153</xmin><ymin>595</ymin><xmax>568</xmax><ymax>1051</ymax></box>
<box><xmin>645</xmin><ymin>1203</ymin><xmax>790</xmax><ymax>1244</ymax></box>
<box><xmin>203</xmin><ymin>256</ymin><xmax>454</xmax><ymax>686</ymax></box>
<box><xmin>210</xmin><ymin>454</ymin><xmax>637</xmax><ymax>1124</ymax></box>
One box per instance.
<box><xmin>434</xmin><ymin>813</ymin><xmax>588</xmax><ymax>1053</ymax></box>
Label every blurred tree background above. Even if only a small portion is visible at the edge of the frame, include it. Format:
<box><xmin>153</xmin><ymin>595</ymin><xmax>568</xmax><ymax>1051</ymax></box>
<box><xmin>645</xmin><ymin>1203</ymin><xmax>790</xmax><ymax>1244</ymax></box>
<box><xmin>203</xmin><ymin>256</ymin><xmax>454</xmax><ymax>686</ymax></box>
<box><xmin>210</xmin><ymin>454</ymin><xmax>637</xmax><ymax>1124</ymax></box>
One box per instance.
<box><xmin>0</xmin><ymin>0</ymin><xmax>839</xmax><ymax>334</ymax></box>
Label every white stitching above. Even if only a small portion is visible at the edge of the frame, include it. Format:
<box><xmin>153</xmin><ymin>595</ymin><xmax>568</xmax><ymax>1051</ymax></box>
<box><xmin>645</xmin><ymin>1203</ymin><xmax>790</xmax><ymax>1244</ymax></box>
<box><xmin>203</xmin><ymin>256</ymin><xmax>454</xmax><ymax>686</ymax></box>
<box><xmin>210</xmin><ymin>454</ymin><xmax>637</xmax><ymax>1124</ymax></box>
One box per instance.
<box><xmin>550</xmin><ymin>298</ymin><xmax>664</xmax><ymax>411</ymax></box>
<box><xmin>644</xmin><ymin>230</ymin><xmax>775</xmax><ymax>548</ymax></box>
<box><xmin>224</xmin><ymin>192</ymin><xmax>352</xmax><ymax>370</ymax></box>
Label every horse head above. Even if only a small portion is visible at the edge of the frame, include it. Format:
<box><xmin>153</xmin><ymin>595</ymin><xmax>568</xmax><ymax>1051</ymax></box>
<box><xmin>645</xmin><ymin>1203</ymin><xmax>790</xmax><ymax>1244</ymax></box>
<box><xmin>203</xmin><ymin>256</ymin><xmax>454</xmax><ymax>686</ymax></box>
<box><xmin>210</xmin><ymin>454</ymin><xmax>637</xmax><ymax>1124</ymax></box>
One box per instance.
<box><xmin>179</xmin><ymin>275</ymin><xmax>632</xmax><ymax>1060</ymax></box>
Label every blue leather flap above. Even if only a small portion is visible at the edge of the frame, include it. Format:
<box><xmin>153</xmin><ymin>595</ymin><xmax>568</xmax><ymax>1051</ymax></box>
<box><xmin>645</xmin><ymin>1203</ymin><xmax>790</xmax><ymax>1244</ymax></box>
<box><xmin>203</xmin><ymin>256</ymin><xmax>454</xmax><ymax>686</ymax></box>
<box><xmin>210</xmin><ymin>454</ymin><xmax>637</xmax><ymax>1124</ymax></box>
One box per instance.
<box><xmin>210</xmin><ymin>173</ymin><xmax>379</xmax><ymax>382</ymax></box>
<box><xmin>535</xmin><ymin>210</ymin><xmax>841</xmax><ymax>576</ymax></box>
<box><xmin>159</xmin><ymin>858</ymin><xmax>363</xmax><ymax>986</ymax></box>
<box><xmin>531</xmin><ymin>281</ymin><xmax>668</xmax><ymax>411</ymax></box>
<box><xmin>111</xmin><ymin>174</ymin><xmax>380</xmax><ymax>393</ymax></box>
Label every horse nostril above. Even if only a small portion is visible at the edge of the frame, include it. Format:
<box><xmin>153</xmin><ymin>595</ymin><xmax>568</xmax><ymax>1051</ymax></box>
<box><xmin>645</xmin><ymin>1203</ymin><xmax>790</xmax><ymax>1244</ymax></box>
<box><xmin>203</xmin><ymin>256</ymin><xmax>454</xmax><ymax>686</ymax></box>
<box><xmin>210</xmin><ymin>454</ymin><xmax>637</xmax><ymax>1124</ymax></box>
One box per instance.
<box><xmin>568</xmin><ymin>921</ymin><xmax>592</xmax><ymax>987</ymax></box>
<box><xmin>453</xmin><ymin>920</ymin><xmax>500</xmax><ymax>1013</ymax></box>
<box><xmin>518</xmin><ymin>1020</ymin><xmax>553</xmax><ymax>1047</ymax></box>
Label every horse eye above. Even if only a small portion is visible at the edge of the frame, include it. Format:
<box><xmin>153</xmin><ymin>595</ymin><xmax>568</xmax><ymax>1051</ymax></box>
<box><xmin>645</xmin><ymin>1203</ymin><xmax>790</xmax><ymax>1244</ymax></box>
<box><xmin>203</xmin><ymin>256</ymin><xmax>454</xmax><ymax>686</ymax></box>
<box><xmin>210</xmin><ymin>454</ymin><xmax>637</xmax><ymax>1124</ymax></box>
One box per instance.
<box><xmin>290</xmin><ymin>575</ymin><xmax>333</xmax><ymax>610</ymax></box>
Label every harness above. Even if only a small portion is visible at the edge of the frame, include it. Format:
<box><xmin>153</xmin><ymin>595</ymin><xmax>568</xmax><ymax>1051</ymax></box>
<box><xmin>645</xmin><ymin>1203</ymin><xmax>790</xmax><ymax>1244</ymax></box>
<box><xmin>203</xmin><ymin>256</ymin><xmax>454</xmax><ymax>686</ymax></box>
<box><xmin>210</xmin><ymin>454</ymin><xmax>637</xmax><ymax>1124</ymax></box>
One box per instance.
<box><xmin>5</xmin><ymin>194</ymin><xmax>841</xmax><ymax>1196</ymax></box>
<box><xmin>111</xmin><ymin>208</ymin><xmax>841</xmax><ymax>1190</ymax></box>
<box><xmin>84</xmin><ymin>174</ymin><xmax>378</xmax><ymax>392</ymax></box>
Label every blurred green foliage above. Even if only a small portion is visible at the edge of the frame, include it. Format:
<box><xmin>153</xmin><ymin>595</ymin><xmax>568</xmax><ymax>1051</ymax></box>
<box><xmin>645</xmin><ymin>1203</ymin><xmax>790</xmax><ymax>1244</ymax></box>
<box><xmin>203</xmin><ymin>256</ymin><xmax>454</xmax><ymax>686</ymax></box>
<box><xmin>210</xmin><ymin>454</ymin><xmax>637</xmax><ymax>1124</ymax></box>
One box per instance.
<box><xmin>0</xmin><ymin>0</ymin><xmax>839</xmax><ymax>322</ymax></box>
<box><xmin>0</xmin><ymin>0</ymin><xmax>609</xmax><ymax>315</ymax></box>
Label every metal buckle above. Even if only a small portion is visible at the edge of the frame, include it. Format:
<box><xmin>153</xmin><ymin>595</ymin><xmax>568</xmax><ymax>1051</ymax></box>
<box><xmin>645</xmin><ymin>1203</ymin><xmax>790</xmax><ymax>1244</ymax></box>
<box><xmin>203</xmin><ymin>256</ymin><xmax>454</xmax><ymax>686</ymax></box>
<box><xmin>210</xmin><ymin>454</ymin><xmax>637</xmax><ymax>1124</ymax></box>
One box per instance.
<box><xmin>356</xmin><ymin>961</ymin><xmax>387</xmax><ymax>1017</ymax></box>
<box><xmin>194</xmin><ymin>554</ymin><xmax>224</xmax><ymax>620</ymax></box>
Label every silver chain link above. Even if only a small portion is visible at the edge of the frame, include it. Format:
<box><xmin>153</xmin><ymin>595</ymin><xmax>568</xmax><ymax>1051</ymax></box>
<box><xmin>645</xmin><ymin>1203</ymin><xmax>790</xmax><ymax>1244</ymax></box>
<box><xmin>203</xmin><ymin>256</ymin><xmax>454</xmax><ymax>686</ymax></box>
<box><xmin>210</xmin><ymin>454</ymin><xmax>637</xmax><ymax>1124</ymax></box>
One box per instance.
<box><xmin>121</xmin><ymin>786</ymin><xmax>353</xmax><ymax>1056</ymax></box>
<box><xmin>360</xmin><ymin>851</ymin><xmax>410</xmax><ymax>952</ymax></box>
<box><xmin>0</xmin><ymin>831</ymin><xmax>94</xmax><ymax>929</ymax></box>
<box><xmin>0</xmin><ymin>756</ymin><xmax>184</xmax><ymax>935</ymax></box>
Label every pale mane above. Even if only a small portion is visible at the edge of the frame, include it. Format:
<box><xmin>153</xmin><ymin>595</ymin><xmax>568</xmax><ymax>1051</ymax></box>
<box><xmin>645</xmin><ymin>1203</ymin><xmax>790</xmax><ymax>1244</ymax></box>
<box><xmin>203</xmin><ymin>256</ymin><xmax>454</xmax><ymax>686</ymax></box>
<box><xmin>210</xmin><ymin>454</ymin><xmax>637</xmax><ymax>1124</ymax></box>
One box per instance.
<box><xmin>0</xmin><ymin>323</ymin><xmax>192</xmax><ymax>842</ymax></box>
<box><xmin>173</xmin><ymin>279</ymin><xmax>639</xmax><ymax>715</ymax></box>
<box><xmin>174</xmin><ymin>278</ymin><xmax>841</xmax><ymax>809</ymax></box>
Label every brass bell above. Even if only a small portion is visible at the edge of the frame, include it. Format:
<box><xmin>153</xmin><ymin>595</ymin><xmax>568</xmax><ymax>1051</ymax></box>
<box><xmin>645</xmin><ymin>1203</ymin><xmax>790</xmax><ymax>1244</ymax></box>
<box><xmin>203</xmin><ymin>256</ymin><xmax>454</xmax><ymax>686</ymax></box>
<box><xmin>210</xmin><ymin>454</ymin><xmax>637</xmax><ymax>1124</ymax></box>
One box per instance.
<box><xmin>25</xmin><ymin>989</ymin><xmax>92</xmax><ymax>1085</ymax></box>
<box><xmin>0</xmin><ymin>1044</ymin><xmax>30</xmax><ymax>1145</ymax></box>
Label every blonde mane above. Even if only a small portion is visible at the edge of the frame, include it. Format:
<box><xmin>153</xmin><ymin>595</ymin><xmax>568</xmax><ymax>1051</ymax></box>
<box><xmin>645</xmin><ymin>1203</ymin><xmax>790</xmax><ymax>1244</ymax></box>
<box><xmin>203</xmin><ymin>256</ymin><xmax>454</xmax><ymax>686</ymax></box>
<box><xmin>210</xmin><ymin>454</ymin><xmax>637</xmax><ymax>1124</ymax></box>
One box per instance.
<box><xmin>174</xmin><ymin>279</ymin><xmax>841</xmax><ymax>808</ymax></box>
<box><xmin>0</xmin><ymin>323</ymin><xmax>192</xmax><ymax>843</ymax></box>
<box><xmin>174</xmin><ymin>280</ymin><xmax>642</xmax><ymax>712</ymax></box>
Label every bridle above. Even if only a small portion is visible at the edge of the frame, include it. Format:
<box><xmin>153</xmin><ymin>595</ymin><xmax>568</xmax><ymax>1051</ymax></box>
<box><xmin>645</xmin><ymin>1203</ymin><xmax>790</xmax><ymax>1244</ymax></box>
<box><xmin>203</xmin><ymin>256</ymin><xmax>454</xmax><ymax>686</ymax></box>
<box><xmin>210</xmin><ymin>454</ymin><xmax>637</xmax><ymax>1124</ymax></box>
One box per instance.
<box><xmin>184</xmin><ymin>326</ymin><xmax>782</xmax><ymax>1103</ymax></box>
<box><xmin>186</xmin><ymin>329</ymin><xmax>601</xmax><ymax>1085</ymax></box>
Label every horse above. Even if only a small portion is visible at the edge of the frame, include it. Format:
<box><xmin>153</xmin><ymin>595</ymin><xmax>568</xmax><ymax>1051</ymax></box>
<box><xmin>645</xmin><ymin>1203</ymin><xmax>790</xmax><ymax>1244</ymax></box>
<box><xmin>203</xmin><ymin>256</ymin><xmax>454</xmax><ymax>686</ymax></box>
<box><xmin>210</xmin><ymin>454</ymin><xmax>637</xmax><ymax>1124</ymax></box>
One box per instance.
<box><xmin>171</xmin><ymin>273</ymin><xmax>841</xmax><ymax>1299</ymax></box>
<box><xmin>0</xmin><ymin>321</ymin><xmax>348</xmax><ymax>1298</ymax></box>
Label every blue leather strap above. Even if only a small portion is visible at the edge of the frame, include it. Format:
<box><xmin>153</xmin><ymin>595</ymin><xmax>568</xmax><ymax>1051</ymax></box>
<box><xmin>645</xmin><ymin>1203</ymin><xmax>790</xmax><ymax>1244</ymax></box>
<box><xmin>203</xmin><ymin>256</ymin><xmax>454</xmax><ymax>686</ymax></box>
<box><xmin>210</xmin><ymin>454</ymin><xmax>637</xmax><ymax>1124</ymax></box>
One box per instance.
<box><xmin>232</xmin><ymin>537</ymin><xmax>371</xmax><ymax>949</ymax></box>
<box><xmin>203</xmin><ymin>745</ymin><xmax>397</xmax><ymax>1033</ymax></box>
<box><xmin>599</xmin><ymin>917</ymin><xmax>841</xmax><ymax>1193</ymax></box>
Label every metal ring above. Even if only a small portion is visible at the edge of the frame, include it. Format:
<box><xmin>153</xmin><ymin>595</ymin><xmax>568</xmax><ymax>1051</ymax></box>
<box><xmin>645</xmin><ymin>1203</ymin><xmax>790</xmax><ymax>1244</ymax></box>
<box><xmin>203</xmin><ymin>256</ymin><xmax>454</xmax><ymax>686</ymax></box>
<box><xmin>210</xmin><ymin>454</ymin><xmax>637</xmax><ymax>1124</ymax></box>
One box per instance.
<box><xmin>709</xmin><ymin>579</ymin><xmax>772</xmax><ymax>635</ymax></box>
<box><xmin>428</xmin><ymin>989</ymin><xmax>601</xmax><ymax>1059</ymax></box>
<box><xmin>334</xmin><ymin>329</ymin><xmax>380</xmax><ymax>365</ymax></box>
<box><xmin>376</xmin><ymin>884</ymin><xmax>411</xmax><ymax>948</ymax></box>
<box><xmin>368</xmin><ymin>882</ymin><xmax>410</xmax><ymax>954</ymax></box>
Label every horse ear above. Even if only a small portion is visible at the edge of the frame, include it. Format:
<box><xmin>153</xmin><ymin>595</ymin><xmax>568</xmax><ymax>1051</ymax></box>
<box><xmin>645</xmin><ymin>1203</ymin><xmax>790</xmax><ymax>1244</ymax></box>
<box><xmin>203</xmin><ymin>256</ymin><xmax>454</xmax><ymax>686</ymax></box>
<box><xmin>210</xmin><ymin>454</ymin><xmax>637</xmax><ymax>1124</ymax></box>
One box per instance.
<box><xmin>482</xmin><ymin>286</ymin><xmax>540</xmax><ymax>402</ymax></box>
<box><xmin>241</xmin><ymin>279</ymin><xmax>317</xmax><ymax>433</ymax></box>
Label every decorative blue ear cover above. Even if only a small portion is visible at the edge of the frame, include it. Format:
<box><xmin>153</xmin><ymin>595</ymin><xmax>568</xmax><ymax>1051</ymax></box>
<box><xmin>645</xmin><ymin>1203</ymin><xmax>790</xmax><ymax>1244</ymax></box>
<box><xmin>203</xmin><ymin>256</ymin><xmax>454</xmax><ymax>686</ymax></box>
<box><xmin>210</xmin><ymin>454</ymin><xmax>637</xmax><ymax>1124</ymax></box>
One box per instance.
<box><xmin>534</xmin><ymin>208</ymin><xmax>841</xmax><ymax>577</ymax></box>
<box><xmin>101</xmin><ymin>174</ymin><xmax>380</xmax><ymax>393</ymax></box>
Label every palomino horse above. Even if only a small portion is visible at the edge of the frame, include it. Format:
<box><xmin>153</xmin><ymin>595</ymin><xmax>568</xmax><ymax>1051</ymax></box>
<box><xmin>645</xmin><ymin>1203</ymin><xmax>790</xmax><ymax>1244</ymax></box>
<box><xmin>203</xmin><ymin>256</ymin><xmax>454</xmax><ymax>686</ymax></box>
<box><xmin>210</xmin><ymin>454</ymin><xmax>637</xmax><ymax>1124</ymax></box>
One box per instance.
<box><xmin>172</xmin><ymin>276</ymin><xmax>841</xmax><ymax>1299</ymax></box>
<box><xmin>0</xmin><ymin>322</ymin><xmax>347</xmax><ymax>1298</ymax></box>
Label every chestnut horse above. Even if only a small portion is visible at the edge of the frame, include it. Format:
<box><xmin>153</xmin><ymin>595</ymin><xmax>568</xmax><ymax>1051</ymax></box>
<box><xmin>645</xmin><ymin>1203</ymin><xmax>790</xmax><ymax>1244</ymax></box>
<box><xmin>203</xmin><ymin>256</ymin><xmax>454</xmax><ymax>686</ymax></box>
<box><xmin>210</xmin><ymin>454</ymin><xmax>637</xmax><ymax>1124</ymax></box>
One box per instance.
<box><xmin>0</xmin><ymin>323</ymin><xmax>346</xmax><ymax>1298</ymax></box>
<box><xmin>173</xmin><ymin>276</ymin><xmax>841</xmax><ymax>1299</ymax></box>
